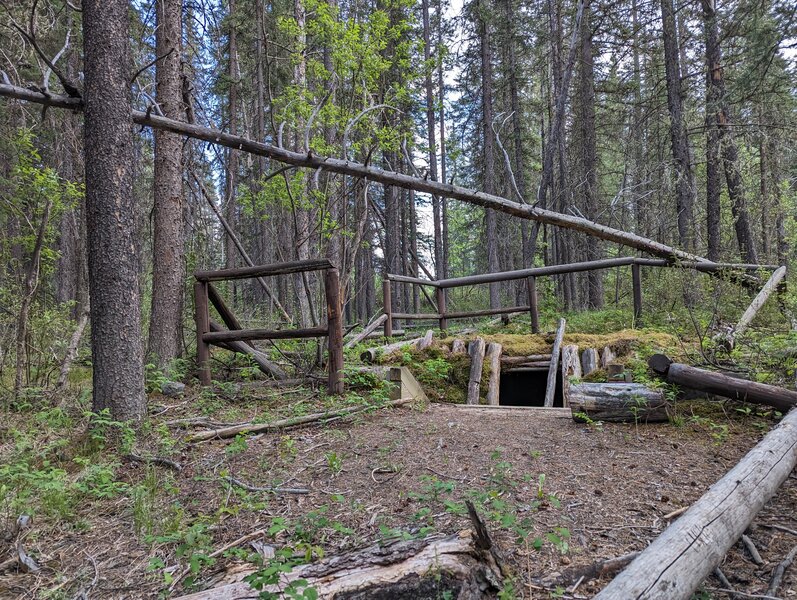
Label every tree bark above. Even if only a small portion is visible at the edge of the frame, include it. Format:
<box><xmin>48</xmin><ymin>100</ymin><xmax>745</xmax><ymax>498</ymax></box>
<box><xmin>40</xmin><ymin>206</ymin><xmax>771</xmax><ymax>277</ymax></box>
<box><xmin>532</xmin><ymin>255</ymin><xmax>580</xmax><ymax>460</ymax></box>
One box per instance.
<box><xmin>148</xmin><ymin>0</ymin><xmax>185</xmax><ymax>368</ymax></box>
<box><xmin>595</xmin><ymin>406</ymin><xmax>797</xmax><ymax>599</ymax></box>
<box><xmin>477</xmin><ymin>0</ymin><xmax>501</xmax><ymax>308</ymax></box>
<box><xmin>577</xmin><ymin>0</ymin><xmax>603</xmax><ymax>308</ymax></box>
<box><xmin>661</xmin><ymin>0</ymin><xmax>696</xmax><ymax>251</ymax></box>
<box><xmin>82</xmin><ymin>0</ymin><xmax>146</xmax><ymax>421</ymax></box>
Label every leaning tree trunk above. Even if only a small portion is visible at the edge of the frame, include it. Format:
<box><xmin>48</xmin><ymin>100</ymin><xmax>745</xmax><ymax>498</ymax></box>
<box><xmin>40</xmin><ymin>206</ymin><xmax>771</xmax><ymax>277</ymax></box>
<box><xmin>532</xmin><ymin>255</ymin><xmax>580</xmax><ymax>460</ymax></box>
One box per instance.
<box><xmin>148</xmin><ymin>0</ymin><xmax>185</xmax><ymax>368</ymax></box>
<box><xmin>82</xmin><ymin>0</ymin><xmax>146</xmax><ymax>421</ymax></box>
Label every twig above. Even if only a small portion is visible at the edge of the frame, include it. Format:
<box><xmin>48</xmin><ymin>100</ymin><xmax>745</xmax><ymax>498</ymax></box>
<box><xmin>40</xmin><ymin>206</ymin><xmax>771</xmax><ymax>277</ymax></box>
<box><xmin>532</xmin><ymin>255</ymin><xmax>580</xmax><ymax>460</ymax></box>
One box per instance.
<box><xmin>187</xmin><ymin>398</ymin><xmax>413</xmax><ymax>442</ymax></box>
<box><xmin>168</xmin><ymin>529</ymin><xmax>268</xmax><ymax>591</ymax></box>
<box><xmin>125</xmin><ymin>453</ymin><xmax>183</xmax><ymax>472</ymax></box>
<box><xmin>741</xmin><ymin>533</ymin><xmax>765</xmax><ymax>565</ymax></box>
<box><xmin>714</xmin><ymin>567</ymin><xmax>738</xmax><ymax>600</ymax></box>
<box><xmin>663</xmin><ymin>506</ymin><xmax>689</xmax><ymax>520</ymax></box>
<box><xmin>130</xmin><ymin>47</ymin><xmax>175</xmax><ymax>85</ymax></box>
<box><xmin>767</xmin><ymin>543</ymin><xmax>797</xmax><ymax>596</ymax></box>
<box><xmin>703</xmin><ymin>588</ymin><xmax>781</xmax><ymax>600</ymax></box>
<box><xmin>223</xmin><ymin>476</ymin><xmax>309</xmax><ymax>495</ymax></box>
<box><xmin>761</xmin><ymin>523</ymin><xmax>797</xmax><ymax>537</ymax></box>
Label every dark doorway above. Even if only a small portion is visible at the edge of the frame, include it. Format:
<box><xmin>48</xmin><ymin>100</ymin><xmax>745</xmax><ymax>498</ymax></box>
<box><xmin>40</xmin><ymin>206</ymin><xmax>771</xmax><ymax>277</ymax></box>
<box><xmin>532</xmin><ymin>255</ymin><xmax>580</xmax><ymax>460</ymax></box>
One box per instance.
<box><xmin>500</xmin><ymin>368</ymin><xmax>562</xmax><ymax>407</ymax></box>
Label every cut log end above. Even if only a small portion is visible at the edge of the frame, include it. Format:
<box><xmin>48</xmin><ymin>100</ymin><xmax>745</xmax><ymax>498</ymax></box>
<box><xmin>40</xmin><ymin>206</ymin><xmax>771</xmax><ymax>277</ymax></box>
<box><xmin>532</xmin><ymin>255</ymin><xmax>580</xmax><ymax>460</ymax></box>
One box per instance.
<box><xmin>648</xmin><ymin>353</ymin><xmax>673</xmax><ymax>375</ymax></box>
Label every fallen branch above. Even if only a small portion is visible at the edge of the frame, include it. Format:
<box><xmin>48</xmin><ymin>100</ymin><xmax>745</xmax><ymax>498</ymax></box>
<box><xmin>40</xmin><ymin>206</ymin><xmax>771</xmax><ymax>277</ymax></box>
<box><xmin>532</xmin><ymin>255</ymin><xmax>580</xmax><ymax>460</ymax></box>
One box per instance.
<box><xmin>649</xmin><ymin>354</ymin><xmax>797</xmax><ymax>412</ymax></box>
<box><xmin>187</xmin><ymin>398</ymin><xmax>413</xmax><ymax>442</ymax></box>
<box><xmin>125</xmin><ymin>453</ymin><xmax>183</xmax><ymax>472</ymax></box>
<box><xmin>767</xmin><ymin>543</ymin><xmax>797</xmax><ymax>596</ymax></box>
<box><xmin>344</xmin><ymin>314</ymin><xmax>387</xmax><ymax>349</ymax></box>
<box><xmin>541</xmin><ymin>552</ymin><xmax>640</xmax><ymax>587</ymax></box>
<box><xmin>222</xmin><ymin>476</ymin><xmax>309</xmax><ymax>495</ymax></box>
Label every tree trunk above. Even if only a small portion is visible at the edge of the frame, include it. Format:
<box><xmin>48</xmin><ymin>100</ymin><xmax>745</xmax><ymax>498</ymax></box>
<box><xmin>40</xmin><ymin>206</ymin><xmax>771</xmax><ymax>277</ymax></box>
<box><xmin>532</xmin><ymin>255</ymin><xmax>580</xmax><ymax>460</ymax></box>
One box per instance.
<box><xmin>701</xmin><ymin>0</ymin><xmax>757</xmax><ymax>264</ymax></box>
<box><xmin>82</xmin><ymin>0</ymin><xmax>146</xmax><ymax>421</ymax></box>
<box><xmin>148</xmin><ymin>0</ymin><xmax>185</xmax><ymax>368</ymax></box>
<box><xmin>577</xmin><ymin>0</ymin><xmax>603</xmax><ymax>308</ymax></box>
<box><xmin>478</xmin><ymin>0</ymin><xmax>501</xmax><ymax>308</ymax></box>
<box><xmin>422</xmin><ymin>0</ymin><xmax>443</xmax><ymax>278</ymax></box>
<box><xmin>661</xmin><ymin>0</ymin><xmax>695</xmax><ymax>251</ymax></box>
<box><xmin>437</xmin><ymin>0</ymin><xmax>449</xmax><ymax>279</ymax></box>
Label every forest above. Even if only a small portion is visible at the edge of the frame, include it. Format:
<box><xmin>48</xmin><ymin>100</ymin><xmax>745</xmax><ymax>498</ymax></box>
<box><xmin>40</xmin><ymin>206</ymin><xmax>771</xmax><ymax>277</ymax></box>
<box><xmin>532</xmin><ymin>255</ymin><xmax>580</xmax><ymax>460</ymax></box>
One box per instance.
<box><xmin>2</xmin><ymin>0</ymin><xmax>797</xmax><ymax>597</ymax></box>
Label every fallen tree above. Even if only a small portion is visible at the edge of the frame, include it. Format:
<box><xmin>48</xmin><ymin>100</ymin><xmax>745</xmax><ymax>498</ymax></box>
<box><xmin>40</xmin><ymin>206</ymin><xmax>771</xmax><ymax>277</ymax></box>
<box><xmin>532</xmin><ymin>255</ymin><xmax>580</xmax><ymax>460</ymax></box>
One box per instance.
<box><xmin>0</xmin><ymin>83</ymin><xmax>751</xmax><ymax>271</ymax></box>
<box><xmin>649</xmin><ymin>354</ymin><xmax>797</xmax><ymax>412</ymax></box>
<box><xmin>594</xmin><ymin>404</ymin><xmax>797</xmax><ymax>599</ymax></box>
<box><xmin>174</xmin><ymin>502</ymin><xmax>506</xmax><ymax>600</ymax></box>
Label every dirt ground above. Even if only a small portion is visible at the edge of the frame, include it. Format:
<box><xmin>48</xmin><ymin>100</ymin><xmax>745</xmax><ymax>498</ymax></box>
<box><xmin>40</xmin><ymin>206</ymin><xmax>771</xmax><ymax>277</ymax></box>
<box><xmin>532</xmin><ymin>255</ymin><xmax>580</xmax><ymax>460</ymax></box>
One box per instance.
<box><xmin>3</xmin><ymin>397</ymin><xmax>796</xmax><ymax>599</ymax></box>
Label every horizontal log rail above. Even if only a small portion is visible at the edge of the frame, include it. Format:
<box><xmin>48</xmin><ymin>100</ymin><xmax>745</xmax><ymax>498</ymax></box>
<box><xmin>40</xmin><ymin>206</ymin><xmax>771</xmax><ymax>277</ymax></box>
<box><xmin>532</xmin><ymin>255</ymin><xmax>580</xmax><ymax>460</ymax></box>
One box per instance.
<box><xmin>203</xmin><ymin>326</ymin><xmax>329</xmax><ymax>344</ymax></box>
<box><xmin>195</xmin><ymin>258</ymin><xmax>333</xmax><ymax>282</ymax></box>
<box><xmin>195</xmin><ymin>262</ymin><xmax>343</xmax><ymax>394</ymax></box>
<box><xmin>384</xmin><ymin>257</ymin><xmax>786</xmax><ymax>335</ymax></box>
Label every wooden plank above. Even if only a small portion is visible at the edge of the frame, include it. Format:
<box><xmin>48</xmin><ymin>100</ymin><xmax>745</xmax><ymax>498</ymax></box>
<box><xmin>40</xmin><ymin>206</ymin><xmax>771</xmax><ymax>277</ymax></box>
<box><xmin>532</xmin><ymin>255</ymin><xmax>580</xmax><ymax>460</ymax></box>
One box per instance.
<box><xmin>344</xmin><ymin>314</ymin><xmax>388</xmax><ymax>349</ymax></box>
<box><xmin>485</xmin><ymin>343</ymin><xmax>502</xmax><ymax>406</ymax></box>
<box><xmin>206</xmin><ymin>283</ymin><xmax>254</xmax><ymax>350</ymax></box>
<box><xmin>204</xmin><ymin>326</ymin><xmax>328</xmax><ymax>344</ymax></box>
<box><xmin>544</xmin><ymin>318</ymin><xmax>566</xmax><ymax>407</ymax></box>
<box><xmin>195</xmin><ymin>258</ymin><xmax>333</xmax><ymax>282</ymax></box>
<box><xmin>595</xmin><ymin>406</ymin><xmax>797</xmax><ymax>600</ymax></box>
<box><xmin>467</xmin><ymin>338</ymin><xmax>487</xmax><ymax>405</ymax></box>
<box><xmin>194</xmin><ymin>281</ymin><xmax>211</xmax><ymax>386</ymax></box>
<box><xmin>325</xmin><ymin>268</ymin><xmax>344</xmax><ymax>395</ymax></box>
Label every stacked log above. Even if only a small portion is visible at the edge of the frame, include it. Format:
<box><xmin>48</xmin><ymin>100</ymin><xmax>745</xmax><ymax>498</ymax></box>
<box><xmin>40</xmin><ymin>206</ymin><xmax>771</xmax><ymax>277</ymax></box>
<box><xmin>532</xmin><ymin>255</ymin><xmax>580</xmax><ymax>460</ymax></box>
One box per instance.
<box><xmin>569</xmin><ymin>383</ymin><xmax>668</xmax><ymax>423</ymax></box>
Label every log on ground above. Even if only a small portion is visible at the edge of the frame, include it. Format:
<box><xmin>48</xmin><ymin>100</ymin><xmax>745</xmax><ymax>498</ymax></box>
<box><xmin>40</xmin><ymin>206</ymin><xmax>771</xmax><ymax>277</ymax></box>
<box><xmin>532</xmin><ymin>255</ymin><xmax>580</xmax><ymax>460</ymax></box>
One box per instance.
<box><xmin>594</xmin><ymin>405</ymin><xmax>797</xmax><ymax>600</ymax></box>
<box><xmin>360</xmin><ymin>335</ymin><xmax>425</xmax><ymax>363</ymax></box>
<box><xmin>569</xmin><ymin>383</ymin><xmax>669</xmax><ymax>423</ymax></box>
<box><xmin>174</xmin><ymin>526</ymin><xmax>504</xmax><ymax>600</ymax></box>
<box><xmin>648</xmin><ymin>354</ymin><xmax>797</xmax><ymax>412</ymax></box>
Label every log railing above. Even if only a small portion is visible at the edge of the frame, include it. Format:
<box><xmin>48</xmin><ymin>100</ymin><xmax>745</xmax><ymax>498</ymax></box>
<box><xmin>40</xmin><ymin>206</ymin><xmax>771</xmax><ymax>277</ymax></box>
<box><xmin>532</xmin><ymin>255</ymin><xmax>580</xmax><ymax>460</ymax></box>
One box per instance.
<box><xmin>194</xmin><ymin>259</ymin><xmax>344</xmax><ymax>394</ymax></box>
<box><xmin>383</xmin><ymin>258</ymin><xmax>782</xmax><ymax>336</ymax></box>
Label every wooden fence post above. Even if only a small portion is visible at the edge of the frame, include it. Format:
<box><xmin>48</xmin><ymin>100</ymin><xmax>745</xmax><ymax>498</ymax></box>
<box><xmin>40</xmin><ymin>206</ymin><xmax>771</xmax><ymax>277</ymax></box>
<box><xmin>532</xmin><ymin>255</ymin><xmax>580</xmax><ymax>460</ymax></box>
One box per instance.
<box><xmin>325</xmin><ymin>268</ymin><xmax>345</xmax><ymax>395</ymax></box>
<box><xmin>383</xmin><ymin>278</ymin><xmax>393</xmax><ymax>337</ymax></box>
<box><xmin>194</xmin><ymin>280</ymin><xmax>211</xmax><ymax>385</ymax></box>
<box><xmin>632</xmin><ymin>263</ymin><xmax>642</xmax><ymax>324</ymax></box>
<box><xmin>527</xmin><ymin>276</ymin><xmax>540</xmax><ymax>333</ymax></box>
<box><xmin>436</xmin><ymin>287</ymin><xmax>447</xmax><ymax>333</ymax></box>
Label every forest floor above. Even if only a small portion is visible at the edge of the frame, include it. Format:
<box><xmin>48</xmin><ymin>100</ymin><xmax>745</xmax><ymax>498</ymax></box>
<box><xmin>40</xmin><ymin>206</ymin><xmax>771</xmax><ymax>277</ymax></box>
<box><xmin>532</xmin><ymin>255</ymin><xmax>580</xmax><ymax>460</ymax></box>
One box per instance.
<box><xmin>2</xmin><ymin>384</ymin><xmax>797</xmax><ymax>599</ymax></box>
<box><xmin>4</xmin><ymin>310</ymin><xmax>797</xmax><ymax>599</ymax></box>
